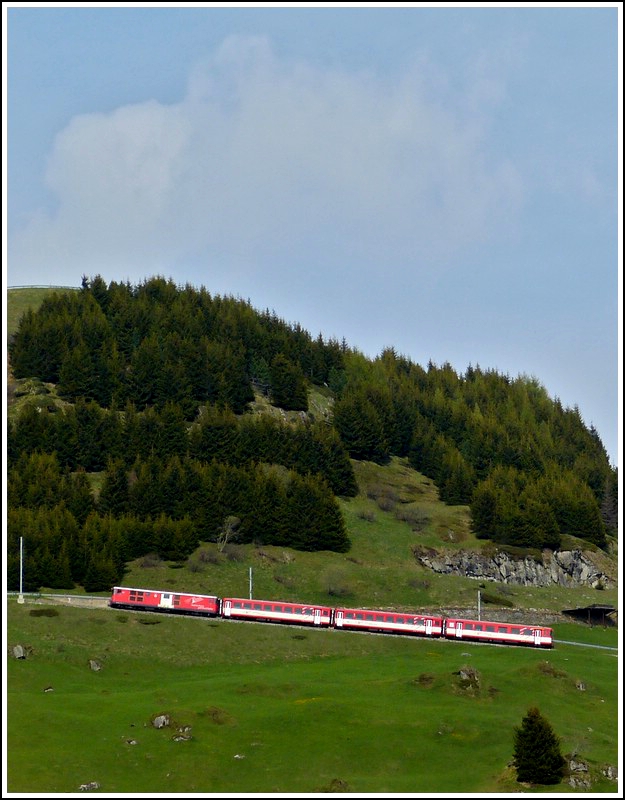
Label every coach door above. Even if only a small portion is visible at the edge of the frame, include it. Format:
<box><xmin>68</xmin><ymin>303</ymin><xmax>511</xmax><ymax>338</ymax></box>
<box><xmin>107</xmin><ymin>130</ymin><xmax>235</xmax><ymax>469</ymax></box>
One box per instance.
<box><xmin>455</xmin><ymin>622</ymin><xmax>463</xmax><ymax>638</ymax></box>
<box><xmin>314</xmin><ymin>608</ymin><xmax>322</xmax><ymax>625</ymax></box>
<box><xmin>335</xmin><ymin>610</ymin><xmax>344</xmax><ymax>628</ymax></box>
<box><xmin>159</xmin><ymin>593</ymin><xmax>173</xmax><ymax>609</ymax></box>
<box><xmin>533</xmin><ymin>628</ymin><xmax>542</xmax><ymax>646</ymax></box>
<box><xmin>222</xmin><ymin>600</ymin><xmax>232</xmax><ymax>618</ymax></box>
<box><xmin>425</xmin><ymin>618</ymin><xmax>433</xmax><ymax>635</ymax></box>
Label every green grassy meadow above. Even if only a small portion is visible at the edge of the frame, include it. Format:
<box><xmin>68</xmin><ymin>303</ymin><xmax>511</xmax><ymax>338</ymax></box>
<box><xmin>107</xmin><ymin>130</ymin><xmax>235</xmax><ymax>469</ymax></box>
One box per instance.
<box><xmin>6</xmin><ymin>601</ymin><xmax>619</xmax><ymax>795</ymax></box>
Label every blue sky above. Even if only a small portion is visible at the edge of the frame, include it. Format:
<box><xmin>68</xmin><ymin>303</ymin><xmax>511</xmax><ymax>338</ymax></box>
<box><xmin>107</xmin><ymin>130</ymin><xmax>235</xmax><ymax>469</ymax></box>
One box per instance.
<box><xmin>4</xmin><ymin>3</ymin><xmax>621</xmax><ymax>467</ymax></box>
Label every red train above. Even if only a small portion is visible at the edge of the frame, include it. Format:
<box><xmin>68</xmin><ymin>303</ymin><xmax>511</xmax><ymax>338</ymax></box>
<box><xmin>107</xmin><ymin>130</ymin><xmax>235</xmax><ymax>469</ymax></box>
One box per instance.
<box><xmin>109</xmin><ymin>586</ymin><xmax>553</xmax><ymax>648</ymax></box>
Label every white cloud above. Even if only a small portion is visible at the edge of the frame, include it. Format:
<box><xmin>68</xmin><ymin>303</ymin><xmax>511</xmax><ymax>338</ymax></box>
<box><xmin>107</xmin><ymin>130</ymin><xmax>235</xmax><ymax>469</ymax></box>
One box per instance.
<box><xmin>9</xmin><ymin>34</ymin><xmax>524</xmax><ymax>286</ymax></box>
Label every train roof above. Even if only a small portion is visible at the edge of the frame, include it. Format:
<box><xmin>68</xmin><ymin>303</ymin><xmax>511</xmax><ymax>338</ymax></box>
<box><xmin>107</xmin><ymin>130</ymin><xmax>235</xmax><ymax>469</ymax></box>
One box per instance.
<box><xmin>335</xmin><ymin>606</ymin><xmax>443</xmax><ymax>617</ymax></box>
<box><xmin>112</xmin><ymin>586</ymin><xmax>218</xmax><ymax>598</ymax></box>
<box><xmin>446</xmin><ymin>616</ymin><xmax>552</xmax><ymax>630</ymax></box>
<box><xmin>222</xmin><ymin>597</ymin><xmax>332</xmax><ymax>607</ymax></box>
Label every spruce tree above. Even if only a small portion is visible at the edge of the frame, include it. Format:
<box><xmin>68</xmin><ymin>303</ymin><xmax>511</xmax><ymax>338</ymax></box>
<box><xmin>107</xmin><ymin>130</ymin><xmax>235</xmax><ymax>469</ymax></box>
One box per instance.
<box><xmin>513</xmin><ymin>706</ymin><xmax>565</xmax><ymax>785</ymax></box>
<box><xmin>99</xmin><ymin>458</ymin><xmax>130</xmax><ymax>516</ymax></box>
<box><xmin>270</xmin><ymin>353</ymin><xmax>308</xmax><ymax>411</ymax></box>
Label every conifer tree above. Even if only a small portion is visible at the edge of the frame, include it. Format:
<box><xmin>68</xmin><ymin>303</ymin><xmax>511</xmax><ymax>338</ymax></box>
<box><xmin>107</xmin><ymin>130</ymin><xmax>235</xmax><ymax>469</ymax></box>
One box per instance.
<box><xmin>600</xmin><ymin>468</ymin><xmax>618</xmax><ymax>535</ymax></box>
<box><xmin>270</xmin><ymin>354</ymin><xmax>308</xmax><ymax>411</ymax></box>
<box><xmin>64</xmin><ymin>468</ymin><xmax>96</xmax><ymax>525</ymax></box>
<box><xmin>58</xmin><ymin>341</ymin><xmax>96</xmax><ymax>401</ymax></box>
<box><xmin>189</xmin><ymin>406</ymin><xmax>238</xmax><ymax>463</ymax></box>
<box><xmin>50</xmin><ymin>541</ymin><xmax>74</xmax><ymax>589</ymax></box>
<box><xmin>99</xmin><ymin>458</ymin><xmax>130</xmax><ymax>516</ymax></box>
<box><xmin>73</xmin><ymin>399</ymin><xmax>108</xmax><ymax>471</ymax></box>
<box><xmin>219</xmin><ymin>346</ymin><xmax>255</xmax><ymax>413</ymax></box>
<box><xmin>470</xmin><ymin>483</ymin><xmax>499</xmax><ymax>540</ymax></box>
<box><xmin>333</xmin><ymin>391</ymin><xmax>389</xmax><ymax>463</ymax></box>
<box><xmin>438</xmin><ymin>448</ymin><xmax>475</xmax><ymax>505</ymax></box>
<box><xmin>83</xmin><ymin>554</ymin><xmax>120</xmax><ymax>593</ymax></box>
<box><xmin>513</xmin><ymin>707</ymin><xmax>565</xmax><ymax>785</ymax></box>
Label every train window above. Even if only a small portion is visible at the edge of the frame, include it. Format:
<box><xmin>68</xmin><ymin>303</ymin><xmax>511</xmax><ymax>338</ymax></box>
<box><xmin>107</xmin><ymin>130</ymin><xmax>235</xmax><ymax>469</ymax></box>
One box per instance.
<box><xmin>253</xmin><ymin>604</ymin><xmax>261</xmax><ymax>611</ymax></box>
<box><xmin>263</xmin><ymin>604</ymin><xmax>272</xmax><ymax>611</ymax></box>
<box><xmin>474</xmin><ymin>625</ymin><xmax>482</xmax><ymax>631</ymax></box>
<box><xmin>356</xmin><ymin>613</ymin><xmax>364</xmax><ymax>620</ymax></box>
<box><xmin>486</xmin><ymin>625</ymin><xmax>495</xmax><ymax>632</ymax></box>
<box><xmin>464</xmin><ymin>623</ymin><xmax>474</xmax><ymax>630</ymax></box>
<box><xmin>346</xmin><ymin>612</ymin><xmax>355</xmax><ymax>619</ymax></box>
<box><xmin>365</xmin><ymin>614</ymin><xmax>374</xmax><ymax>622</ymax></box>
<box><xmin>274</xmin><ymin>605</ymin><xmax>283</xmax><ymax>612</ymax></box>
<box><xmin>375</xmin><ymin>615</ymin><xmax>383</xmax><ymax>622</ymax></box>
<box><xmin>498</xmin><ymin>626</ymin><xmax>508</xmax><ymax>633</ymax></box>
<box><xmin>385</xmin><ymin>615</ymin><xmax>394</xmax><ymax>623</ymax></box>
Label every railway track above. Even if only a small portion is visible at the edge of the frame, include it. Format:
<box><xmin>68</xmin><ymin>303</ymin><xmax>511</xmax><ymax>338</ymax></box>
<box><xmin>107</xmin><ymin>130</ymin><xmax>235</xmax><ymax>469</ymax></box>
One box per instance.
<box><xmin>12</xmin><ymin>593</ymin><xmax>616</xmax><ymax>650</ymax></box>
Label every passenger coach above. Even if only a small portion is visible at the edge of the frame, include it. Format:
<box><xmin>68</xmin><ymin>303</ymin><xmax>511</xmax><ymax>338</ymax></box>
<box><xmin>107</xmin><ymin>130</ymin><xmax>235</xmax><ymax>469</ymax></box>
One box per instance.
<box><xmin>443</xmin><ymin>617</ymin><xmax>553</xmax><ymax>648</ymax></box>
<box><xmin>334</xmin><ymin>607</ymin><xmax>444</xmax><ymax>636</ymax></box>
<box><xmin>221</xmin><ymin>597</ymin><xmax>333</xmax><ymax>626</ymax></box>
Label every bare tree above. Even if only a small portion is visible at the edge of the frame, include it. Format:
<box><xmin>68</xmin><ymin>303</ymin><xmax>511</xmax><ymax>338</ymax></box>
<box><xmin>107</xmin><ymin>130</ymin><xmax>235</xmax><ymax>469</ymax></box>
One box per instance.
<box><xmin>217</xmin><ymin>515</ymin><xmax>241</xmax><ymax>553</ymax></box>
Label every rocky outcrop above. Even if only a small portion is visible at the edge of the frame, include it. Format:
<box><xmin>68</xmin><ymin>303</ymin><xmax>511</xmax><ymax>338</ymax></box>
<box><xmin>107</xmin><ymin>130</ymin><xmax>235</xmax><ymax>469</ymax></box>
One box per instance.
<box><xmin>412</xmin><ymin>548</ymin><xmax>613</xmax><ymax>589</ymax></box>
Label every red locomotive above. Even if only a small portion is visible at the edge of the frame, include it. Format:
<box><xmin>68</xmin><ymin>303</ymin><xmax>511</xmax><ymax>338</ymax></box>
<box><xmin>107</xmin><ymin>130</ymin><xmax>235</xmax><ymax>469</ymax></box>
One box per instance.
<box><xmin>110</xmin><ymin>586</ymin><xmax>220</xmax><ymax>616</ymax></box>
<box><xmin>109</xmin><ymin>587</ymin><xmax>553</xmax><ymax>648</ymax></box>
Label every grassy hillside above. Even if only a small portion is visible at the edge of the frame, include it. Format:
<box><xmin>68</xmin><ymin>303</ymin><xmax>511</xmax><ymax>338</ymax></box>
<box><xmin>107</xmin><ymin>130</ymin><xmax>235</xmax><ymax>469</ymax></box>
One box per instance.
<box><xmin>108</xmin><ymin>455</ymin><xmax>617</xmax><ymax>617</ymax></box>
<box><xmin>5</xmin><ymin>285</ymin><xmax>620</xmax><ymax>794</ymax></box>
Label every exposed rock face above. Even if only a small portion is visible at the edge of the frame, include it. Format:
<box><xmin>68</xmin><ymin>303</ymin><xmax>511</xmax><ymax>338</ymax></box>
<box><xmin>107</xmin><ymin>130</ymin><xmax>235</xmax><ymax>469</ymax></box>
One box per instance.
<box><xmin>413</xmin><ymin>548</ymin><xmax>612</xmax><ymax>589</ymax></box>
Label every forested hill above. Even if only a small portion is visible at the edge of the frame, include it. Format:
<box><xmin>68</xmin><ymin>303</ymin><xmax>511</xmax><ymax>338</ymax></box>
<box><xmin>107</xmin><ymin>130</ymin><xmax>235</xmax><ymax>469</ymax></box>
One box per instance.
<box><xmin>7</xmin><ymin>276</ymin><xmax>618</xmax><ymax>593</ymax></box>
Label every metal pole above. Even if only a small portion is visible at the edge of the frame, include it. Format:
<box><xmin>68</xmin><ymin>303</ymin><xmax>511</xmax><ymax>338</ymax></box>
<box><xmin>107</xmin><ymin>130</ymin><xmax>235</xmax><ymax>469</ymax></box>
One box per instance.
<box><xmin>477</xmin><ymin>589</ymin><xmax>481</xmax><ymax>621</ymax></box>
<box><xmin>18</xmin><ymin>537</ymin><xmax>24</xmax><ymax>603</ymax></box>
<box><xmin>249</xmin><ymin>567</ymin><xmax>253</xmax><ymax>600</ymax></box>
